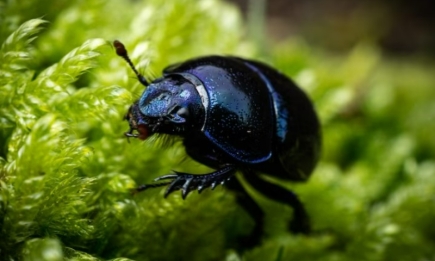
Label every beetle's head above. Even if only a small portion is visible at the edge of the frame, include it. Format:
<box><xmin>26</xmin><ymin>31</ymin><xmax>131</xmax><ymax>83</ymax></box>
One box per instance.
<box><xmin>124</xmin><ymin>75</ymin><xmax>204</xmax><ymax>140</ymax></box>
<box><xmin>114</xmin><ymin>40</ymin><xmax>204</xmax><ymax>140</ymax></box>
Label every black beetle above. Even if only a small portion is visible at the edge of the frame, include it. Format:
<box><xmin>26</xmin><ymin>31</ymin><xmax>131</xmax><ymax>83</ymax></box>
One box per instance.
<box><xmin>114</xmin><ymin>40</ymin><xmax>321</xmax><ymax>246</ymax></box>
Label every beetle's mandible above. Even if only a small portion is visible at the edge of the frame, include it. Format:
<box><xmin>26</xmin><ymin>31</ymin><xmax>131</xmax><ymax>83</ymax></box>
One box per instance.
<box><xmin>114</xmin><ymin>40</ymin><xmax>321</xmax><ymax>246</ymax></box>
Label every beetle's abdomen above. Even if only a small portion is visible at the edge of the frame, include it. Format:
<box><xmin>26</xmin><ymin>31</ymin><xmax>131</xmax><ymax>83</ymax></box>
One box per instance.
<box><xmin>164</xmin><ymin>56</ymin><xmax>275</xmax><ymax>163</ymax></box>
<box><xmin>239</xmin><ymin>59</ymin><xmax>321</xmax><ymax>181</ymax></box>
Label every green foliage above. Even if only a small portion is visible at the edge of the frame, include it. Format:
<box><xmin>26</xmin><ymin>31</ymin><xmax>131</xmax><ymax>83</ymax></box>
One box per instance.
<box><xmin>1</xmin><ymin>0</ymin><xmax>434</xmax><ymax>261</ymax></box>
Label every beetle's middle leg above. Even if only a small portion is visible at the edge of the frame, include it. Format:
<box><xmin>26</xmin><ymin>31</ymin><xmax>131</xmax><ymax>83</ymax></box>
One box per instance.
<box><xmin>243</xmin><ymin>171</ymin><xmax>311</xmax><ymax>234</ymax></box>
<box><xmin>135</xmin><ymin>165</ymin><xmax>236</xmax><ymax>199</ymax></box>
<box><xmin>225</xmin><ymin>177</ymin><xmax>264</xmax><ymax>249</ymax></box>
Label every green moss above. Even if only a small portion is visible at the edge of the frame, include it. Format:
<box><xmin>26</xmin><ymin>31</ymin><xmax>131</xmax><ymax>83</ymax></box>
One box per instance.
<box><xmin>1</xmin><ymin>0</ymin><xmax>435</xmax><ymax>260</ymax></box>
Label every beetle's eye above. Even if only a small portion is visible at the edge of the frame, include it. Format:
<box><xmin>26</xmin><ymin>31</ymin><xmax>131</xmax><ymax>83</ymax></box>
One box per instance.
<box><xmin>177</xmin><ymin>107</ymin><xmax>189</xmax><ymax>118</ymax></box>
<box><xmin>168</xmin><ymin>105</ymin><xmax>189</xmax><ymax>118</ymax></box>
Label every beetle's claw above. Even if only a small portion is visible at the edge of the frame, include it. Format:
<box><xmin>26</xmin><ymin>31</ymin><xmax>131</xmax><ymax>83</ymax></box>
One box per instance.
<box><xmin>162</xmin><ymin>173</ymin><xmax>195</xmax><ymax>198</ymax></box>
<box><xmin>164</xmin><ymin>180</ymin><xmax>180</xmax><ymax>198</ymax></box>
<box><xmin>197</xmin><ymin>183</ymin><xmax>206</xmax><ymax>194</ymax></box>
<box><xmin>154</xmin><ymin>174</ymin><xmax>178</xmax><ymax>181</ymax></box>
<box><xmin>181</xmin><ymin>177</ymin><xmax>194</xmax><ymax>199</ymax></box>
<box><xmin>211</xmin><ymin>181</ymin><xmax>218</xmax><ymax>190</ymax></box>
<box><xmin>136</xmin><ymin>166</ymin><xmax>236</xmax><ymax>199</ymax></box>
<box><xmin>133</xmin><ymin>181</ymin><xmax>172</xmax><ymax>194</ymax></box>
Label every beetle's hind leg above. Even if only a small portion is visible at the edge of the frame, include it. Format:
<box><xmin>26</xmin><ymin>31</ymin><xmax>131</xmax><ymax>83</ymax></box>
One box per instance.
<box><xmin>135</xmin><ymin>165</ymin><xmax>236</xmax><ymax>199</ymax></box>
<box><xmin>243</xmin><ymin>172</ymin><xmax>311</xmax><ymax>234</ymax></box>
<box><xmin>226</xmin><ymin>177</ymin><xmax>264</xmax><ymax>249</ymax></box>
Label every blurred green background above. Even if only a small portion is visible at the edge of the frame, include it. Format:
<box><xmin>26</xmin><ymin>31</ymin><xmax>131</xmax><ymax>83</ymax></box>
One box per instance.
<box><xmin>1</xmin><ymin>0</ymin><xmax>434</xmax><ymax>260</ymax></box>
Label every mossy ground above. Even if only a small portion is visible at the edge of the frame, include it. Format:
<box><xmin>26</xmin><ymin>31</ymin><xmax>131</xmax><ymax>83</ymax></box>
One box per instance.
<box><xmin>1</xmin><ymin>0</ymin><xmax>435</xmax><ymax>260</ymax></box>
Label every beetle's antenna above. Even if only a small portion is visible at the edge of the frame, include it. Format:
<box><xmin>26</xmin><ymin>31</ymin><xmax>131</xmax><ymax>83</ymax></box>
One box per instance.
<box><xmin>113</xmin><ymin>40</ymin><xmax>149</xmax><ymax>86</ymax></box>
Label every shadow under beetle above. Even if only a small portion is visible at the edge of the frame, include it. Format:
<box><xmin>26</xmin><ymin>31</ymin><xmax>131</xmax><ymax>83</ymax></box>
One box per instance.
<box><xmin>114</xmin><ymin>40</ymin><xmax>321</xmax><ymax>247</ymax></box>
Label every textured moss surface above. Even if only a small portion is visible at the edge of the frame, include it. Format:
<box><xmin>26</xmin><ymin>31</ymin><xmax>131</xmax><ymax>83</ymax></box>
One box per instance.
<box><xmin>1</xmin><ymin>0</ymin><xmax>435</xmax><ymax>260</ymax></box>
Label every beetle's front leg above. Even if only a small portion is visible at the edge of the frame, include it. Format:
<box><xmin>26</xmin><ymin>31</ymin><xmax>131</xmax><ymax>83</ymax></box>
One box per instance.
<box><xmin>135</xmin><ymin>165</ymin><xmax>236</xmax><ymax>199</ymax></box>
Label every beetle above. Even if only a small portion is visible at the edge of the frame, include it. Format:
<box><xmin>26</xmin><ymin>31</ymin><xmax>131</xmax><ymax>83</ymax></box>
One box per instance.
<box><xmin>114</xmin><ymin>40</ymin><xmax>321</xmax><ymax>246</ymax></box>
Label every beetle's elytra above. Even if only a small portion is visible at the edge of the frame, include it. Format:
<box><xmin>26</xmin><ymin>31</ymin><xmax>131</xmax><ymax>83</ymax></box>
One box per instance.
<box><xmin>114</xmin><ymin>40</ymin><xmax>321</xmax><ymax>247</ymax></box>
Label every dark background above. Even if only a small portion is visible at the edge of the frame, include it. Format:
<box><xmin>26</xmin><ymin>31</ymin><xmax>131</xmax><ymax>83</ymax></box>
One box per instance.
<box><xmin>227</xmin><ymin>0</ymin><xmax>435</xmax><ymax>57</ymax></box>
